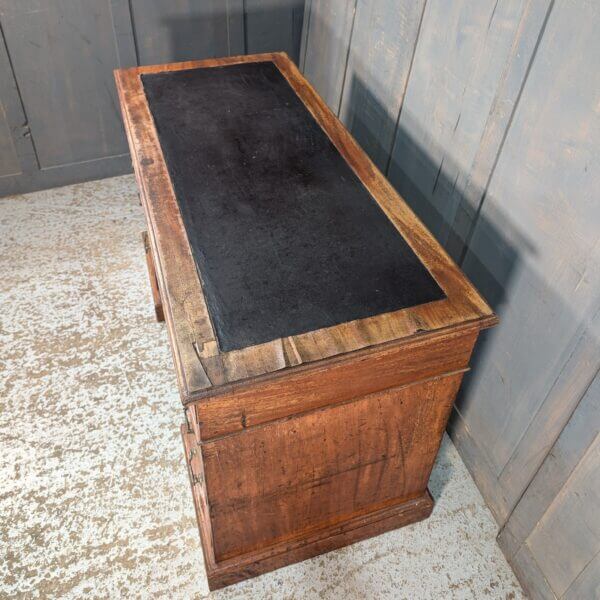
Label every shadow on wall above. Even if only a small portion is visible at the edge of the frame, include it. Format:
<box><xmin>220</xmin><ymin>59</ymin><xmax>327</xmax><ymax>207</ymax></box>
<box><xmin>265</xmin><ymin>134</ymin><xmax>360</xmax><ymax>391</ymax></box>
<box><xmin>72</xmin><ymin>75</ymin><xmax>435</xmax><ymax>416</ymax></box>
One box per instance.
<box><xmin>340</xmin><ymin>67</ymin><xmax>599</xmax><ymax>492</ymax></box>
<box><xmin>163</xmin><ymin>11</ymin><xmax>235</xmax><ymax>62</ymax></box>
<box><xmin>243</xmin><ymin>0</ymin><xmax>305</xmax><ymax>61</ymax></box>
<box><xmin>343</xmin><ymin>74</ymin><xmax>524</xmax><ymax>359</ymax></box>
<box><xmin>162</xmin><ymin>0</ymin><xmax>304</xmax><ymax>65</ymax></box>
<box><xmin>160</xmin><ymin>8</ymin><xmax>596</xmax><ymax>505</ymax></box>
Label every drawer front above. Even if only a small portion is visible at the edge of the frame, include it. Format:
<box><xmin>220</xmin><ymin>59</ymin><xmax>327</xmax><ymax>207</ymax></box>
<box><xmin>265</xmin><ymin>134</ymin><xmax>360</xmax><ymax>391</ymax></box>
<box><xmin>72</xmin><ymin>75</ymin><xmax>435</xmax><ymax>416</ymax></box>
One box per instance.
<box><xmin>192</xmin><ymin>328</ymin><xmax>478</xmax><ymax>441</ymax></box>
<box><xmin>201</xmin><ymin>370</ymin><xmax>464</xmax><ymax>561</ymax></box>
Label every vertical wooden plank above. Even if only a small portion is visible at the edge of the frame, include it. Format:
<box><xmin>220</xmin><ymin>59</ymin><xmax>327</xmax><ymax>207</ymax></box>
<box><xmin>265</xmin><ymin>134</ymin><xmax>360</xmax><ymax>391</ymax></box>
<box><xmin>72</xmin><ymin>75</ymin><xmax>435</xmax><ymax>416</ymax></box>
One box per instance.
<box><xmin>526</xmin><ymin>434</ymin><xmax>600</xmax><ymax>596</ymax></box>
<box><xmin>445</xmin><ymin>0</ymin><xmax>554</xmax><ymax>260</ymax></box>
<box><xmin>337</xmin><ymin>0</ymin><xmax>425</xmax><ymax>171</ymax></box>
<box><xmin>507</xmin><ymin>543</ymin><xmax>556</xmax><ymax>600</ymax></box>
<box><xmin>497</xmin><ymin>365</ymin><xmax>600</xmax><ymax>600</ymax></box>
<box><xmin>0</xmin><ymin>13</ymin><xmax>40</xmax><ymax>179</ymax></box>
<box><xmin>109</xmin><ymin>0</ymin><xmax>138</xmax><ymax>67</ymax></box>
<box><xmin>0</xmin><ymin>0</ymin><xmax>129</xmax><ymax>169</ymax></box>
<box><xmin>387</xmin><ymin>0</ymin><xmax>527</xmax><ymax>244</ymax></box>
<box><xmin>0</xmin><ymin>102</ymin><xmax>19</xmax><ymax>177</ymax></box>
<box><xmin>298</xmin><ymin>0</ymin><xmax>312</xmax><ymax>72</ymax></box>
<box><xmin>458</xmin><ymin>0</ymin><xmax>600</xmax><ymax>513</ymax></box>
<box><xmin>563</xmin><ymin>550</ymin><xmax>600</xmax><ymax>600</ymax></box>
<box><xmin>301</xmin><ymin>0</ymin><xmax>357</xmax><ymax>112</ymax></box>
<box><xmin>244</xmin><ymin>0</ymin><xmax>304</xmax><ymax>64</ymax></box>
<box><xmin>129</xmin><ymin>0</ymin><xmax>244</xmax><ymax>66</ymax></box>
<box><xmin>228</xmin><ymin>0</ymin><xmax>245</xmax><ymax>56</ymax></box>
<box><xmin>0</xmin><ymin>33</ymin><xmax>21</xmax><ymax>178</ymax></box>
<box><xmin>497</xmin><ymin>307</ymin><xmax>600</xmax><ymax>515</ymax></box>
<box><xmin>500</xmin><ymin>369</ymin><xmax>600</xmax><ymax>557</ymax></box>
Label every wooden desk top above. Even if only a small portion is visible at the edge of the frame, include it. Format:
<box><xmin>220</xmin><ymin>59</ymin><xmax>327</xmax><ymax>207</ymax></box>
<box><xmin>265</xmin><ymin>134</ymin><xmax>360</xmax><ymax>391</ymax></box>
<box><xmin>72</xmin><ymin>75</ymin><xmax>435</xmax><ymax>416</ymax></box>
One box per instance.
<box><xmin>115</xmin><ymin>52</ymin><xmax>497</xmax><ymax>402</ymax></box>
<box><xmin>141</xmin><ymin>61</ymin><xmax>445</xmax><ymax>352</ymax></box>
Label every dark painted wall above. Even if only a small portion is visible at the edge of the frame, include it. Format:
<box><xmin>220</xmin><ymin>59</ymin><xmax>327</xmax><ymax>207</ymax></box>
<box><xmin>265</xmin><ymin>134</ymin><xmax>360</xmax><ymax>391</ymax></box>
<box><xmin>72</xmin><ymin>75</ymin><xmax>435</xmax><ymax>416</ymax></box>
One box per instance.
<box><xmin>0</xmin><ymin>0</ymin><xmax>304</xmax><ymax>197</ymax></box>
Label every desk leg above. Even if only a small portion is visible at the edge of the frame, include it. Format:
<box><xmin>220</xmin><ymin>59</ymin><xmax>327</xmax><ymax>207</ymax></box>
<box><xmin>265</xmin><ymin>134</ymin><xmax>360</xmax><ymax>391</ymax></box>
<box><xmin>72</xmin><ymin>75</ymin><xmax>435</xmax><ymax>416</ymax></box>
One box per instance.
<box><xmin>142</xmin><ymin>231</ymin><xmax>165</xmax><ymax>322</ymax></box>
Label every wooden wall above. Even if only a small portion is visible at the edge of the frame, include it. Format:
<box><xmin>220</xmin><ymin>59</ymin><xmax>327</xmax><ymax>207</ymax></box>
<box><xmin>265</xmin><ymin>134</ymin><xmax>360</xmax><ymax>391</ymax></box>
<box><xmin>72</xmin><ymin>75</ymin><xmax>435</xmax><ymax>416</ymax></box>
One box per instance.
<box><xmin>0</xmin><ymin>0</ymin><xmax>304</xmax><ymax>196</ymax></box>
<box><xmin>301</xmin><ymin>1</ymin><xmax>600</xmax><ymax>598</ymax></box>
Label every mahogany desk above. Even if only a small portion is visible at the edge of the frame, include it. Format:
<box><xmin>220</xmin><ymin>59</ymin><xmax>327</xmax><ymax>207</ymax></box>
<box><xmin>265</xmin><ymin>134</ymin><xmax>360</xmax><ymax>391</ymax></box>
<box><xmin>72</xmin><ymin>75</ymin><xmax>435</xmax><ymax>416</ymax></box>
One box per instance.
<box><xmin>115</xmin><ymin>52</ymin><xmax>497</xmax><ymax>590</ymax></box>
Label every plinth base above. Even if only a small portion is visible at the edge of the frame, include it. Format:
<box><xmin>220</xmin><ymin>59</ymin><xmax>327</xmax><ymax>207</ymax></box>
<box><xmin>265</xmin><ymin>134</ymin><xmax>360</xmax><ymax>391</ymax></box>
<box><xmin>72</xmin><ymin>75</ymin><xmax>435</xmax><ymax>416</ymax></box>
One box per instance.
<box><xmin>181</xmin><ymin>425</ymin><xmax>434</xmax><ymax>590</ymax></box>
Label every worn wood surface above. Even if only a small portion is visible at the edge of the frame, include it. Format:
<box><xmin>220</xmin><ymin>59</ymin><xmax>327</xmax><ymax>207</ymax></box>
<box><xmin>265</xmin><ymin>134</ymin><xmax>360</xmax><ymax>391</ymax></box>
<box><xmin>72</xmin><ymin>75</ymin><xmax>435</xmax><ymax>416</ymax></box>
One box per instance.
<box><xmin>181</xmin><ymin>362</ymin><xmax>465</xmax><ymax>588</ymax></box>
<box><xmin>443</xmin><ymin>0</ymin><xmax>554</xmax><ymax>260</ymax></box>
<box><xmin>458</xmin><ymin>0</ymin><xmax>600</xmax><ymax>522</ymax></box>
<box><xmin>0</xmin><ymin>0</ymin><xmax>303</xmax><ymax>196</ymax></box>
<box><xmin>499</xmin><ymin>368</ymin><xmax>600</xmax><ymax>599</ymax></box>
<box><xmin>141</xmin><ymin>61</ymin><xmax>445</xmax><ymax>352</ymax></box>
<box><xmin>180</xmin><ymin>338</ymin><xmax>470</xmax><ymax>589</ymax></box>
<box><xmin>563</xmin><ymin>551</ymin><xmax>600</xmax><ymax>600</ymax></box>
<box><xmin>496</xmin><ymin>308</ymin><xmax>600</xmax><ymax>521</ymax></box>
<box><xmin>301</xmin><ymin>0</ymin><xmax>357</xmax><ymax>112</ymax></box>
<box><xmin>526</xmin><ymin>435</ymin><xmax>600</xmax><ymax>597</ymax></box>
<box><xmin>201</xmin><ymin>372</ymin><xmax>464</xmax><ymax>561</ymax></box>
<box><xmin>182</xmin><ymin>423</ymin><xmax>433</xmax><ymax>589</ymax></box>
<box><xmin>455</xmin><ymin>3</ymin><xmax>600</xmax><ymax>593</ymax></box>
<box><xmin>191</xmin><ymin>327</ymin><xmax>477</xmax><ymax>441</ymax></box>
<box><xmin>0</xmin><ymin>38</ymin><xmax>23</xmax><ymax>179</ymax></box>
<box><xmin>386</xmin><ymin>0</ymin><xmax>527</xmax><ymax>250</ymax></box>
<box><xmin>0</xmin><ymin>96</ymin><xmax>19</xmax><ymax>178</ymax></box>
<box><xmin>128</xmin><ymin>0</ymin><xmax>244</xmax><ymax>65</ymax></box>
<box><xmin>118</xmin><ymin>51</ymin><xmax>495</xmax><ymax>589</ymax></box>
<box><xmin>115</xmin><ymin>52</ymin><xmax>495</xmax><ymax>400</ymax></box>
<box><xmin>337</xmin><ymin>0</ymin><xmax>425</xmax><ymax>171</ymax></box>
<box><xmin>141</xmin><ymin>231</ymin><xmax>164</xmax><ymax>322</ymax></box>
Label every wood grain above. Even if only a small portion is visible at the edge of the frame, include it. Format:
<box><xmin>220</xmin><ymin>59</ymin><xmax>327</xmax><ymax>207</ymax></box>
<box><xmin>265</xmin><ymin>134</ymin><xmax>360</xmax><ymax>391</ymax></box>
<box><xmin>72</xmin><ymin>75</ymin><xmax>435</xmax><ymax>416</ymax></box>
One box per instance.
<box><xmin>201</xmin><ymin>372</ymin><xmax>463</xmax><ymax>560</ymax></box>
<box><xmin>117</xmin><ymin>51</ymin><xmax>497</xmax><ymax>590</ymax></box>
<box><xmin>386</xmin><ymin>0</ymin><xmax>527</xmax><ymax>251</ymax></box>
<box><xmin>337</xmin><ymin>0</ymin><xmax>425</xmax><ymax>170</ymax></box>
<box><xmin>457</xmin><ymin>0</ymin><xmax>600</xmax><ymax>525</ymax></box>
<box><xmin>115</xmin><ymin>52</ymin><xmax>496</xmax><ymax>400</ymax></box>
<box><xmin>498</xmin><ymin>364</ymin><xmax>600</xmax><ymax>599</ymax></box>
<box><xmin>191</xmin><ymin>327</ymin><xmax>477</xmax><ymax>441</ymax></box>
<box><xmin>299</xmin><ymin>3</ymin><xmax>600</xmax><ymax>598</ymax></box>
<box><xmin>182</xmin><ymin>424</ymin><xmax>434</xmax><ymax>589</ymax></box>
<box><xmin>300</xmin><ymin>0</ymin><xmax>357</xmax><ymax>112</ymax></box>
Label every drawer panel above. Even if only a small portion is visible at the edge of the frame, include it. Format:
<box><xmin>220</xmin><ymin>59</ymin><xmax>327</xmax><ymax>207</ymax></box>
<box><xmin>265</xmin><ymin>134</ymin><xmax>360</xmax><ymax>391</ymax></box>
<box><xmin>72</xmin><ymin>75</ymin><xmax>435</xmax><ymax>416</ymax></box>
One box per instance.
<box><xmin>192</xmin><ymin>328</ymin><xmax>478</xmax><ymax>440</ymax></box>
<box><xmin>201</xmin><ymin>371</ymin><xmax>464</xmax><ymax>560</ymax></box>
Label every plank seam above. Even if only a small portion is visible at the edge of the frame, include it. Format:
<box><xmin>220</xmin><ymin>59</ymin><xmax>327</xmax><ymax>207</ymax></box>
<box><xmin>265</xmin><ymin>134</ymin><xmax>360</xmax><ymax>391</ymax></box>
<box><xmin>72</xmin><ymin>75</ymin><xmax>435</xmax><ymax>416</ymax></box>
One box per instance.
<box><xmin>197</xmin><ymin>368</ymin><xmax>469</xmax><ymax>443</ymax></box>
<box><xmin>0</xmin><ymin>18</ymin><xmax>41</xmax><ymax>171</ymax></box>
<box><xmin>563</xmin><ymin>547</ymin><xmax>600</xmax><ymax>599</ymax></box>
<box><xmin>299</xmin><ymin>0</ymin><xmax>313</xmax><ymax>73</ymax></box>
<box><xmin>383</xmin><ymin>0</ymin><xmax>428</xmax><ymax>177</ymax></box>
<box><xmin>499</xmin><ymin>305</ymin><xmax>600</xmax><ymax>535</ymax></box>
<box><xmin>458</xmin><ymin>0</ymin><xmax>556</xmax><ymax>266</ymax></box>
<box><xmin>125</xmin><ymin>0</ymin><xmax>140</xmax><ymax>65</ymax></box>
<box><xmin>336</xmin><ymin>0</ymin><xmax>359</xmax><ymax>117</ymax></box>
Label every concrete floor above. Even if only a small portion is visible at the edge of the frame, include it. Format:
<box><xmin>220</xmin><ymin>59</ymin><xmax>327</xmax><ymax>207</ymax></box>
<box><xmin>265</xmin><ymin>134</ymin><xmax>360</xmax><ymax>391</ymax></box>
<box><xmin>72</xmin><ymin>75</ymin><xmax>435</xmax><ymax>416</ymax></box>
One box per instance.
<box><xmin>0</xmin><ymin>176</ymin><xmax>524</xmax><ymax>599</ymax></box>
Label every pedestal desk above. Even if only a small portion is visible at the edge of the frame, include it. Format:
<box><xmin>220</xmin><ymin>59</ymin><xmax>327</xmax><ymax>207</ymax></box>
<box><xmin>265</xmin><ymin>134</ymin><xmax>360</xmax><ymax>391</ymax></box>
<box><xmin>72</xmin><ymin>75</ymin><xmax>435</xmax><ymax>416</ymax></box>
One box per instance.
<box><xmin>115</xmin><ymin>52</ymin><xmax>498</xmax><ymax>590</ymax></box>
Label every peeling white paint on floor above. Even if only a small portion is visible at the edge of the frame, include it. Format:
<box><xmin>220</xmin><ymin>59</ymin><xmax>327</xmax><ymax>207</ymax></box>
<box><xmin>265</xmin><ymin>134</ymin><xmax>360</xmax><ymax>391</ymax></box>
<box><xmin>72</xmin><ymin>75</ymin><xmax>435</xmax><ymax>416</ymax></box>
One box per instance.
<box><xmin>0</xmin><ymin>176</ymin><xmax>524</xmax><ymax>599</ymax></box>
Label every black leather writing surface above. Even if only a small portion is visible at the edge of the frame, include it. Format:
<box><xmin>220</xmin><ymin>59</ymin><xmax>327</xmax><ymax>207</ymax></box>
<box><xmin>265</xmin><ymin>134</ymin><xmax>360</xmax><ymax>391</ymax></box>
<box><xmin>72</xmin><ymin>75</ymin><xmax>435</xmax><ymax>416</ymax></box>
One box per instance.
<box><xmin>142</xmin><ymin>62</ymin><xmax>445</xmax><ymax>352</ymax></box>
